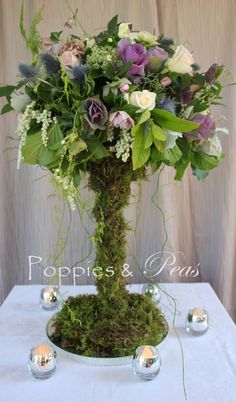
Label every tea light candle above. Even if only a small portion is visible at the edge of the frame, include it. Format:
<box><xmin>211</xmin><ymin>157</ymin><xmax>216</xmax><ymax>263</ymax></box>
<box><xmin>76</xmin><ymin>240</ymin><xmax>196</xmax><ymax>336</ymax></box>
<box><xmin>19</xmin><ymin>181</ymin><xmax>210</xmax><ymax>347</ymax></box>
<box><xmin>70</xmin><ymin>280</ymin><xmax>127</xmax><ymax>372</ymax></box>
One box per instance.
<box><xmin>185</xmin><ymin>307</ymin><xmax>209</xmax><ymax>335</ymax></box>
<box><xmin>132</xmin><ymin>345</ymin><xmax>161</xmax><ymax>380</ymax></box>
<box><xmin>142</xmin><ymin>283</ymin><xmax>161</xmax><ymax>304</ymax></box>
<box><xmin>40</xmin><ymin>286</ymin><xmax>60</xmax><ymax>310</ymax></box>
<box><xmin>28</xmin><ymin>343</ymin><xmax>58</xmax><ymax>379</ymax></box>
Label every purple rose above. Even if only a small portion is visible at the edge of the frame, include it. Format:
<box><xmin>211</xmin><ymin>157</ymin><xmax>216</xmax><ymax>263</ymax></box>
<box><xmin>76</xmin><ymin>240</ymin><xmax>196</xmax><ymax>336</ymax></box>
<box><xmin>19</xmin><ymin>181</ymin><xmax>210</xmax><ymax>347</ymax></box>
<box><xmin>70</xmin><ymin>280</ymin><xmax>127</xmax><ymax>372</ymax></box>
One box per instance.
<box><xmin>117</xmin><ymin>39</ymin><xmax>149</xmax><ymax>76</ymax></box>
<box><xmin>84</xmin><ymin>98</ymin><xmax>108</xmax><ymax>130</ymax></box>
<box><xmin>146</xmin><ymin>46</ymin><xmax>168</xmax><ymax>72</ymax></box>
<box><xmin>185</xmin><ymin>114</ymin><xmax>215</xmax><ymax>141</ymax></box>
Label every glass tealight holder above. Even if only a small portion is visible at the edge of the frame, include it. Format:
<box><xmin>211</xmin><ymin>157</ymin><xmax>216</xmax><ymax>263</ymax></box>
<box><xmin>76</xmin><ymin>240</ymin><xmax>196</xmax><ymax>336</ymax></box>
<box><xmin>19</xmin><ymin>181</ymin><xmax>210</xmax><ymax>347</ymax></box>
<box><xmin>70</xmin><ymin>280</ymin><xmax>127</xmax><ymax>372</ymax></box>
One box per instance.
<box><xmin>185</xmin><ymin>307</ymin><xmax>209</xmax><ymax>336</ymax></box>
<box><xmin>132</xmin><ymin>345</ymin><xmax>161</xmax><ymax>381</ymax></box>
<box><xmin>28</xmin><ymin>344</ymin><xmax>58</xmax><ymax>380</ymax></box>
<box><xmin>142</xmin><ymin>283</ymin><xmax>161</xmax><ymax>304</ymax></box>
<box><xmin>40</xmin><ymin>286</ymin><xmax>60</xmax><ymax>310</ymax></box>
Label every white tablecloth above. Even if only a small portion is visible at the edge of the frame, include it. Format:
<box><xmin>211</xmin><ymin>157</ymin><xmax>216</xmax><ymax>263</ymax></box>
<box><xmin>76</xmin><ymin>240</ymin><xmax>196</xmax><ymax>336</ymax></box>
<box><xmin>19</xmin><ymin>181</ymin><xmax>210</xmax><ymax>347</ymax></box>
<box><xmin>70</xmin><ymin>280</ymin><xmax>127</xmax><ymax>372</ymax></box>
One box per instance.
<box><xmin>0</xmin><ymin>283</ymin><xmax>236</xmax><ymax>402</ymax></box>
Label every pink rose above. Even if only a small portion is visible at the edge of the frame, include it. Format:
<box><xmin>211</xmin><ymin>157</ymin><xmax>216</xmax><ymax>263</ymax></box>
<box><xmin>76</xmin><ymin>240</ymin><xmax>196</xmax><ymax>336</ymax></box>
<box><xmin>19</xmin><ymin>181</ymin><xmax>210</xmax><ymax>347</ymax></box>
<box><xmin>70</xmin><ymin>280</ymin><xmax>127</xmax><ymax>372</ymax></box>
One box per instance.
<box><xmin>160</xmin><ymin>77</ymin><xmax>172</xmax><ymax>87</ymax></box>
<box><xmin>109</xmin><ymin>111</ymin><xmax>134</xmax><ymax>130</ymax></box>
<box><xmin>119</xmin><ymin>83</ymin><xmax>129</xmax><ymax>93</ymax></box>
<box><xmin>59</xmin><ymin>51</ymin><xmax>80</xmax><ymax>68</ymax></box>
<box><xmin>41</xmin><ymin>37</ymin><xmax>61</xmax><ymax>55</ymax></box>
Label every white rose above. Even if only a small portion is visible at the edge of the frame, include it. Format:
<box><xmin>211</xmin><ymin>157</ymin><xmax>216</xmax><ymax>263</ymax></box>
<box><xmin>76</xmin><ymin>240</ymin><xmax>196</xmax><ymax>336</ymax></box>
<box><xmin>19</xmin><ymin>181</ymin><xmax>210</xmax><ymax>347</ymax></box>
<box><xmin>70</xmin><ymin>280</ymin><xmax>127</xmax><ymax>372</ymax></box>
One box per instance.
<box><xmin>137</xmin><ymin>30</ymin><xmax>157</xmax><ymax>45</ymax></box>
<box><xmin>129</xmin><ymin>90</ymin><xmax>156</xmax><ymax>111</ymax></box>
<box><xmin>166</xmin><ymin>45</ymin><xmax>194</xmax><ymax>75</ymax></box>
<box><xmin>118</xmin><ymin>23</ymin><xmax>131</xmax><ymax>38</ymax></box>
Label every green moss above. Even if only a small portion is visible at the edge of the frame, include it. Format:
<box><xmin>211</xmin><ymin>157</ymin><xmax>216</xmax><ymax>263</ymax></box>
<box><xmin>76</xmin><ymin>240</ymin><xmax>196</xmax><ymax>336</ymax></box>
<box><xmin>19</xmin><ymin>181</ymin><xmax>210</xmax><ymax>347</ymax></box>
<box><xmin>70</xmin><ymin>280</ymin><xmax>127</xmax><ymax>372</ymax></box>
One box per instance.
<box><xmin>51</xmin><ymin>155</ymin><xmax>167</xmax><ymax>357</ymax></box>
<box><xmin>52</xmin><ymin>293</ymin><xmax>168</xmax><ymax>357</ymax></box>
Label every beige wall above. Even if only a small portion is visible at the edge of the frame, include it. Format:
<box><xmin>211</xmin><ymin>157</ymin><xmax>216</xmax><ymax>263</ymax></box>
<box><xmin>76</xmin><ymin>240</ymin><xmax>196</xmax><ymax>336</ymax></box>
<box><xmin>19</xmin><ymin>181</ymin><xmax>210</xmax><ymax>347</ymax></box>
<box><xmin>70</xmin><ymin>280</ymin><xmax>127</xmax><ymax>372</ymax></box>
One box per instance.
<box><xmin>0</xmin><ymin>0</ymin><xmax>235</xmax><ymax>320</ymax></box>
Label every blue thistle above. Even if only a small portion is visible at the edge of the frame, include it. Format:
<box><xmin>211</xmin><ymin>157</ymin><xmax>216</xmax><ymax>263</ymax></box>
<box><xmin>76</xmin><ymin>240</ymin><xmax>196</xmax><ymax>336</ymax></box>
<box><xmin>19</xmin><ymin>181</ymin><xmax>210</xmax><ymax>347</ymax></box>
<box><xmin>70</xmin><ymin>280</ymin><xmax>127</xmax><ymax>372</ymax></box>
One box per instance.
<box><xmin>18</xmin><ymin>63</ymin><xmax>40</xmax><ymax>82</ymax></box>
<box><xmin>66</xmin><ymin>65</ymin><xmax>89</xmax><ymax>91</ymax></box>
<box><xmin>157</xmin><ymin>97</ymin><xmax>176</xmax><ymax>115</ymax></box>
<box><xmin>40</xmin><ymin>53</ymin><xmax>61</xmax><ymax>75</ymax></box>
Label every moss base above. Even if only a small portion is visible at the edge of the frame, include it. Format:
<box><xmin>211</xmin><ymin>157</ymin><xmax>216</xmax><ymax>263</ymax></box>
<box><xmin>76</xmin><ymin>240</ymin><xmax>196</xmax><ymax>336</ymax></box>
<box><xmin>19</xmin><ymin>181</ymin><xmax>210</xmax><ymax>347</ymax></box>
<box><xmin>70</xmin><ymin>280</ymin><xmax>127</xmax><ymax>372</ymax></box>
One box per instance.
<box><xmin>51</xmin><ymin>292</ymin><xmax>168</xmax><ymax>357</ymax></box>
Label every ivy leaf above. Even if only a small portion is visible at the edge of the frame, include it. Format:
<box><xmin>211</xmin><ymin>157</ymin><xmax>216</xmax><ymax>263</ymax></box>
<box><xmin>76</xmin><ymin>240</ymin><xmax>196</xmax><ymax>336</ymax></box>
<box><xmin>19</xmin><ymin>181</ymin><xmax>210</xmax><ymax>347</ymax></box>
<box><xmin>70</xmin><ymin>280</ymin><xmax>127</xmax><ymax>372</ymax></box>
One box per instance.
<box><xmin>152</xmin><ymin>109</ymin><xmax>199</xmax><ymax>132</ymax></box>
<box><xmin>38</xmin><ymin>146</ymin><xmax>59</xmax><ymax>166</ymax></box>
<box><xmin>21</xmin><ymin>131</ymin><xmax>43</xmax><ymax>164</ymax></box>
<box><xmin>1</xmin><ymin>103</ymin><xmax>13</xmax><ymax>115</ymax></box>
<box><xmin>132</xmin><ymin>123</ymin><xmax>151</xmax><ymax>170</ymax></box>
<box><xmin>47</xmin><ymin>124</ymin><xmax>64</xmax><ymax>146</ymax></box>
<box><xmin>69</xmin><ymin>138</ymin><xmax>87</xmax><ymax>156</ymax></box>
<box><xmin>191</xmin><ymin>151</ymin><xmax>222</xmax><ymax>170</ymax></box>
<box><xmin>107</xmin><ymin>15</ymin><xmax>118</xmax><ymax>35</ymax></box>
<box><xmin>87</xmin><ymin>138</ymin><xmax>110</xmax><ymax>160</ymax></box>
<box><xmin>50</xmin><ymin>31</ymin><xmax>63</xmax><ymax>43</ymax></box>
<box><xmin>137</xmin><ymin>110</ymin><xmax>150</xmax><ymax>125</ymax></box>
<box><xmin>162</xmin><ymin>145</ymin><xmax>182</xmax><ymax>164</ymax></box>
<box><xmin>151</xmin><ymin>122</ymin><xmax>166</xmax><ymax>141</ymax></box>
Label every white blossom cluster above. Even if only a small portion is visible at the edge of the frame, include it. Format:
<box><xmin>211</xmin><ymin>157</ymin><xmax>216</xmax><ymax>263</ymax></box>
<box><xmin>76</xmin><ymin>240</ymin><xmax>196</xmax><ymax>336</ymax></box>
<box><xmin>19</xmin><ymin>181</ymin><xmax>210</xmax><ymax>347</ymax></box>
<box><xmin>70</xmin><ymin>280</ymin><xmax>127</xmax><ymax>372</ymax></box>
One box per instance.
<box><xmin>17</xmin><ymin>102</ymin><xmax>56</xmax><ymax>169</ymax></box>
<box><xmin>106</xmin><ymin>124</ymin><xmax>114</xmax><ymax>142</ymax></box>
<box><xmin>53</xmin><ymin>168</ymin><xmax>77</xmax><ymax>210</ymax></box>
<box><xmin>115</xmin><ymin>129</ymin><xmax>133</xmax><ymax>162</ymax></box>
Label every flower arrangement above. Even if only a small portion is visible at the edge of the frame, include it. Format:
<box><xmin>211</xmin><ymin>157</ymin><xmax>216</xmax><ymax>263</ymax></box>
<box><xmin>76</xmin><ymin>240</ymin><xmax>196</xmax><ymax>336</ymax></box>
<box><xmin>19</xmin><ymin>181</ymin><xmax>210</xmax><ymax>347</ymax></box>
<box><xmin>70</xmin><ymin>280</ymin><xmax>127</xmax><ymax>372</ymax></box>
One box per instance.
<box><xmin>0</xmin><ymin>5</ymin><xmax>229</xmax><ymax>357</ymax></box>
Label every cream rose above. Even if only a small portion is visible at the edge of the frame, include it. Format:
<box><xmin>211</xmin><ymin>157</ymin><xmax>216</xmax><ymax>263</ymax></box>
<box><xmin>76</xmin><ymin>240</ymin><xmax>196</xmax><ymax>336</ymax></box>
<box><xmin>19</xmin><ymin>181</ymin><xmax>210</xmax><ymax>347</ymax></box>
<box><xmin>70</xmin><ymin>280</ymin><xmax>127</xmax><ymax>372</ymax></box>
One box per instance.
<box><xmin>129</xmin><ymin>90</ymin><xmax>156</xmax><ymax>111</ymax></box>
<box><xmin>166</xmin><ymin>45</ymin><xmax>194</xmax><ymax>75</ymax></box>
<box><xmin>137</xmin><ymin>30</ymin><xmax>157</xmax><ymax>45</ymax></box>
<box><xmin>118</xmin><ymin>23</ymin><xmax>131</xmax><ymax>38</ymax></box>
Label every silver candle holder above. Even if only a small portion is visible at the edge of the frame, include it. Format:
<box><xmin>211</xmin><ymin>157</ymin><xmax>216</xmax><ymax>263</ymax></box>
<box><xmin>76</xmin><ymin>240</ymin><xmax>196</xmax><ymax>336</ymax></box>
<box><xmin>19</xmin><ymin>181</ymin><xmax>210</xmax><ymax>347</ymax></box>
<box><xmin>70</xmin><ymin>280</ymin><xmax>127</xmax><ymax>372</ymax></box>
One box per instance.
<box><xmin>142</xmin><ymin>283</ymin><xmax>161</xmax><ymax>304</ymax></box>
<box><xmin>28</xmin><ymin>344</ymin><xmax>58</xmax><ymax>379</ymax></box>
<box><xmin>185</xmin><ymin>307</ymin><xmax>209</xmax><ymax>335</ymax></box>
<box><xmin>40</xmin><ymin>286</ymin><xmax>60</xmax><ymax>310</ymax></box>
<box><xmin>132</xmin><ymin>345</ymin><xmax>161</xmax><ymax>381</ymax></box>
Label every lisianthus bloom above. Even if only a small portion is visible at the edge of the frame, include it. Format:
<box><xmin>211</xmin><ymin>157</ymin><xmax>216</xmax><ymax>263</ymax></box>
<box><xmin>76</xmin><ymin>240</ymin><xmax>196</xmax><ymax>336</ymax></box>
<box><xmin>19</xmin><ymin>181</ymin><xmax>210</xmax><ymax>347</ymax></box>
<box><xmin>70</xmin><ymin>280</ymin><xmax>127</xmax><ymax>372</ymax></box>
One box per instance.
<box><xmin>129</xmin><ymin>89</ymin><xmax>156</xmax><ymax>110</ymax></box>
<box><xmin>205</xmin><ymin>63</ymin><xmax>219</xmax><ymax>84</ymax></box>
<box><xmin>109</xmin><ymin>111</ymin><xmax>134</xmax><ymax>130</ymax></box>
<box><xmin>59</xmin><ymin>40</ymin><xmax>85</xmax><ymax>68</ymax></box>
<box><xmin>119</xmin><ymin>78</ymin><xmax>131</xmax><ymax>93</ymax></box>
<box><xmin>160</xmin><ymin>76</ymin><xmax>172</xmax><ymax>87</ymax></box>
<box><xmin>64</xmin><ymin>18</ymin><xmax>73</xmax><ymax>29</ymax></box>
<box><xmin>117</xmin><ymin>39</ymin><xmax>149</xmax><ymax>76</ymax></box>
<box><xmin>166</xmin><ymin>45</ymin><xmax>194</xmax><ymax>75</ymax></box>
<box><xmin>185</xmin><ymin>114</ymin><xmax>215</xmax><ymax>141</ymax></box>
<box><xmin>146</xmin><ymin>47</ymin><xmax>168</xmax><ymax>72</ymax></box>
<box><xmin>84</xmin><ymin>98</ymin><xmax>108</xmax><ymax>130</ymax></box>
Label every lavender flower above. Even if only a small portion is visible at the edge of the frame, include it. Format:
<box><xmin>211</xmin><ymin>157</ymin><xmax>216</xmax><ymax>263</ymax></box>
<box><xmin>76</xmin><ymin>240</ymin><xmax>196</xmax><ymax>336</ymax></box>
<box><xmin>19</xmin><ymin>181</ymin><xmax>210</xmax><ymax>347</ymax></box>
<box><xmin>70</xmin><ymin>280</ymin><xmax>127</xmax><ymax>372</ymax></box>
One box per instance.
<box><xmin>117</xmin><ymin>39</ymin><xmax>149</xmax><ymax>76</ymax></box>
<box><xmin>84</xmin><ymin>98</ymin><xmax>108</xmax><ymax>130</ymax></box>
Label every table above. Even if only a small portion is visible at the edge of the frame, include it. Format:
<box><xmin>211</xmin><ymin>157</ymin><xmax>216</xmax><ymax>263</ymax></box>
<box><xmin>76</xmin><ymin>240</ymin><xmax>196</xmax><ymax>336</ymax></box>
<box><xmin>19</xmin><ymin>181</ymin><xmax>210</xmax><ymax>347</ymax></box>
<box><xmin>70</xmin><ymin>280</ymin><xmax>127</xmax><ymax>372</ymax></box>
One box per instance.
<box><xmin>0</xmin><ymin>283</ymin><xmax>236</xmax><ymax>402</ymax></box>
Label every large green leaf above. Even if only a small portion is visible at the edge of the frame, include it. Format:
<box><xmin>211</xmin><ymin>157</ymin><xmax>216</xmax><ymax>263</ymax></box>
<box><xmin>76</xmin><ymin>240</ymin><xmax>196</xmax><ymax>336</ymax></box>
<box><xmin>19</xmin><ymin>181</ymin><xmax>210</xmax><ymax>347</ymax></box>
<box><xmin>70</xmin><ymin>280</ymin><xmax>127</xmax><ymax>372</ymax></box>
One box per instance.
<box><xmin>151</xmin><ymin>122</ymin><xmax>166</xmax><ymax>141</ymax></box>
<box><xmin>87</xmin><ymin>138</ymin><xmax>109</xmax><ymax>160</ymax></box>
<box><xmin>163</xmin><ymin>145</ymin><xmax>182</xmax><ymax>164</ymax></box>
<box><xmin>152</xmin><ymin>109</ymin><xmax>199</xmax><ymax>133</ymax></box>
<box><xmin>132</xmin><ymin>124</ymin><xmax>151</xmax><ymax>170</ymax></box>
<box><xmin>47</xmin><ymin>124</ymin><xmax>64</xmax><ymax>147</ymax></box>
<box><xmin>22</xmin><ymin>131</ymin><xmax>59</xmax><ymax>166</ymax></box>
<box><xmin>191</xmin><ymin>151</ymin><xmax>222</xmax><ymax>170</ymax></box>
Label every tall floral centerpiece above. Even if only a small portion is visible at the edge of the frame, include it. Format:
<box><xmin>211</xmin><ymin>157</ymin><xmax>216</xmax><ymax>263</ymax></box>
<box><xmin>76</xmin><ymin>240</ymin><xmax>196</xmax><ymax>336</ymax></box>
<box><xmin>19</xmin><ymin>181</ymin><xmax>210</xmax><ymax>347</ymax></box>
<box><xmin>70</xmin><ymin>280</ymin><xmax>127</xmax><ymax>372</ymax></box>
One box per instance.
<box><xmin>0</xmin><ymin>7</ymin><xmax>228</xmax><ymax>357</ymax></box>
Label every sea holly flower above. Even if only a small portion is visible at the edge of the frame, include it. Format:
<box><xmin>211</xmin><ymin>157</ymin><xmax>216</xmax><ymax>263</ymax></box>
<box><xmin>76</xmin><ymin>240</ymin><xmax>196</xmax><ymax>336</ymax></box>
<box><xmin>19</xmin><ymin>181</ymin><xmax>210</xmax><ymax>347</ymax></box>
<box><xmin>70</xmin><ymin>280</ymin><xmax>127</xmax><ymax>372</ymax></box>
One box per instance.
<box><xmin>117</xmin><ymin>39</ymin><xmax>149</xmax><ymax>76</ymax></box>
<box><xmin>166</xmin><ymin>45</ymin><xmax>194</xmax><ymax>75</ymax></box>
<box><xmin>146</xmin><ymin>47</ymin><xmax>168</xmax><ymax>72</ymax></box>
<box><xmin>18</xmin><ymin>63</ymin><xmax>40</xmax><ymax>82</ymax></box>
<box><xmin>84</xmin><ymin>98</ymin><xmax>108</xmax><ymax>130</ymax></box>
<box><xmin>129</xmin><ymin>90</ymin><xmax>156</xmax><ymax>110</ymax></box>
<box><xmin>157</xmin><ymin>97</ymin><xmax>176</xmax><ymax>115</ymax></box>
<box><xmin>185</xmin><ymin>114</ymin><xmax>216</xmax><ymax>141</ymax></box>
<box><xmin>109</xmin><ymin>111</ymin><xmax>134</xmax><ymax>130</ymax></box>
<box><xmin>40</xmin><ymin>53</ymin><xmax>61</xmax><ymax>75</ymax></box>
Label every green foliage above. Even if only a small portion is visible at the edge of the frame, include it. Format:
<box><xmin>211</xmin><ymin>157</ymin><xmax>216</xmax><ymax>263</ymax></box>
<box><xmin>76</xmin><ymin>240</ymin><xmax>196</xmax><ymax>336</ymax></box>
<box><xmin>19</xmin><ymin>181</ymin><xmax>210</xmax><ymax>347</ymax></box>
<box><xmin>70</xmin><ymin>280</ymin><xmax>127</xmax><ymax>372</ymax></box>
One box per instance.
<box><xmin>152</xmin><ymin>109</ymin><xmax>200</xmax><ymax>132</ymax></box>
<box><xmin>20</xmin><ymin>0</ymin><xmax>43</xmax><ymax>63</ymax></box>
<box><xmin>132</xmin><ymin>122</ymin><xmax>151</xmax><ymax>170</ymax></box>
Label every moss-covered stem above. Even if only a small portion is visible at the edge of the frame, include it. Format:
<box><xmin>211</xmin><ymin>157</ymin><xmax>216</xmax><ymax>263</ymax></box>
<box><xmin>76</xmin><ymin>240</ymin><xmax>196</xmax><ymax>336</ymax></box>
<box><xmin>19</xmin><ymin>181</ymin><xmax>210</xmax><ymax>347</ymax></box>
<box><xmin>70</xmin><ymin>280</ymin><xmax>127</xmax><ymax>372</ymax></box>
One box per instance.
<box><xmin>88</xmin><ymin>156</ymin><xmax>144</xmax><ymax>300</ymax></box>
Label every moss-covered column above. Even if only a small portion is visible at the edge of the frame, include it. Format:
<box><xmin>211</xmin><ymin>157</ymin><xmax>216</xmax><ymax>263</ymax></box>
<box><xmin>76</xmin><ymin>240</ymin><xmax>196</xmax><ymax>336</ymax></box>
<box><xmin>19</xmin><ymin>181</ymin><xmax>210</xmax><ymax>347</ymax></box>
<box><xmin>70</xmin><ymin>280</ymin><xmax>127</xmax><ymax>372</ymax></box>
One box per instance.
<box><xmin>88</xmin><ymin>156</ymin><xmax>141</xmax><ymax>301</ymax></box>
